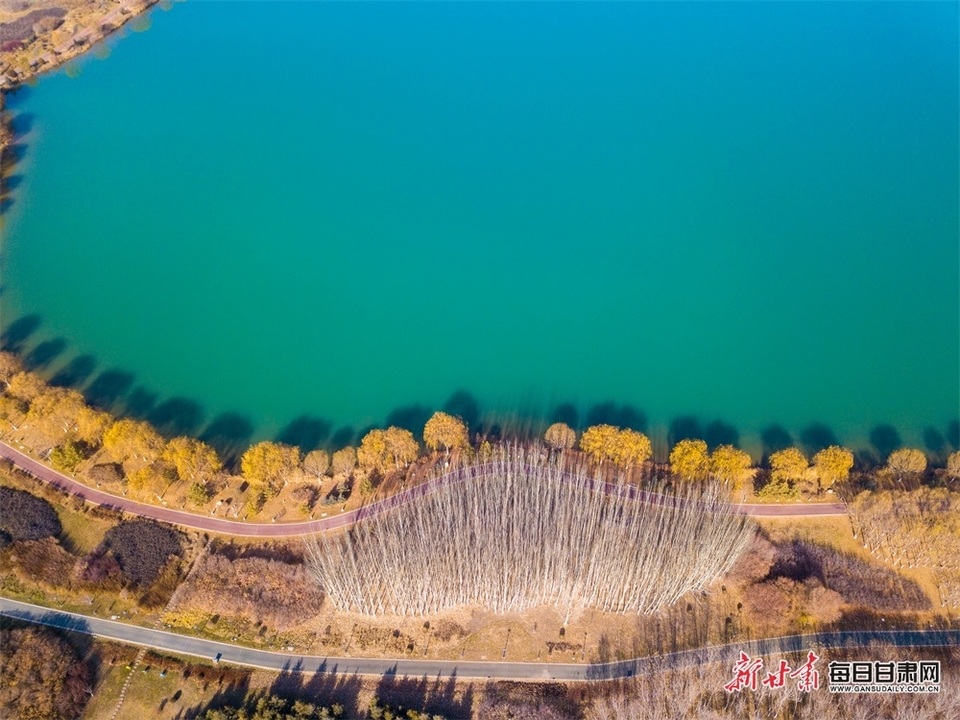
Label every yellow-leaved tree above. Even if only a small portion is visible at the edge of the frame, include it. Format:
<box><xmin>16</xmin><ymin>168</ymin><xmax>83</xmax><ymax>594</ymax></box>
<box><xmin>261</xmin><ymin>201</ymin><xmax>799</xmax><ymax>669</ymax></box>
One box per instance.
<box><xmin>947</xmin><ymin>451</ymin><xmax>960</xmax><ymax>482</ymax></box>
<box><xmin>385</xmin><ymin>426</ymin><xmax>419</xmax><ymax>469</ymax></box>
<box><xmin>579</xmin><ymin>424</ymin><xmax>620</xmax><ymax>465</ymax></box>
<box><xmin>25</xmin><ymin>387</ymin><xmax>87</xmax><ymax>444</ymax></box>
<box><xmin>240</xmin><ymin>441</ymin><xmax>300</xmax><ymax>494</ymax></box>
<box><xmin>0</xmin><ymin>395</ymin><xmax>27</xmax><ymax>432</ymax></box>
<box><xmin>423</xmin><ymin>412</ymin><xmax>469</xmax><ymax>453</ymax></box>
<box><xmin>161</xmin><ymin>436</ymin><xmax>222</xmax><ymax>482</ymax></box>
<box><xmin>769</xmin><ymin>447</ymin><xmax>808</xmax><ymax>484</ymax></box>
<box><xmin>669</xmin><ymin>439</ymin><xmax>710</xmax><ymax>482</ymax></box>
<box><xmin>103</xmin><ymin>418</ymin><xmax>165</xmax><ymax>465</ymax></box>
<box><xmin>612</xmin><ymin>428</ymin><xmax>652</xmax><ymax>469</ymax></box>
<box><xmin>885</xmin><ymin>448</ymin><xmax>927</xmax><ymax>482</ymax></box>
<box><xmin>544</xmin><ymin>422</ymin><xmax>577</xmax><ymax>450</ymax></box>
<box><xmin>0</xmin><ymin>351</ymin><xmax>22</xmax><ymax>386</ymax></box>
<box><xmin>812</xmin><ymin>445</ymin><xmax>854</xmax><ymax>489</ymax></box>
<box><xmin>75</xmin><ymin>406</ymin><xmax>112</xmax><ymax>446</ymax></box>
<box><xmin>5</xmin><ymin>371</ymin><xmax>46</xmax><ymax>403</ymax></box>
<box><xmin>710</xmin><ymin>444</ymin><xmax>752</xmax><ymax>487</ymax></box>
<box><xmin>358</xmin><ymin>427</ymin><xmax>420</xmax><ymax>473</ymax></box>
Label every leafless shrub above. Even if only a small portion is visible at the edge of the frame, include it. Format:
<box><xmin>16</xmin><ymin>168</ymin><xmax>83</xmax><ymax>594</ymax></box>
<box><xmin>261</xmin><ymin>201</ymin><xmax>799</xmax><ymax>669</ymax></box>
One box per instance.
<box><xmin>307</xmin><ymin>444</ymin><xmax>754</xmax><ymax>618</ymax></box>
<box><xmin>170</xmin><ymin>551</ymin><xmax>324</xmax><ymax>630</ymax></box>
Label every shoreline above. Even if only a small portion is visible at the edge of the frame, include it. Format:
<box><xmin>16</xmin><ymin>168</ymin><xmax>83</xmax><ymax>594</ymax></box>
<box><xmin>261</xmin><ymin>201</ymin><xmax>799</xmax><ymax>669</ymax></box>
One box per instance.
<box><xmin>0</xmin><ymin>0</ymin><xmax>160</xmax><ymax>157</ymax></box>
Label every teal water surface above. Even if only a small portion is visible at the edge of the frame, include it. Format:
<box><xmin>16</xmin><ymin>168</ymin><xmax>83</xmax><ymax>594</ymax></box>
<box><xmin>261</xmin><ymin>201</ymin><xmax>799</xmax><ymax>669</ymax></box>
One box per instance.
<box><xmin>2</xmin><ymin>2</ymin><xmax>958</xmax><ymax>458</ymax></box>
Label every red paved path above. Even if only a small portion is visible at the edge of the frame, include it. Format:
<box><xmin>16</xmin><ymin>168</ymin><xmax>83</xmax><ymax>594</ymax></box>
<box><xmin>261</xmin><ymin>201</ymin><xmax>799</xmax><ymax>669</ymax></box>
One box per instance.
<box><xmin>0</xmin><ymin>441</ymin><xmax>845</xmax><ymax>537</ymax></box>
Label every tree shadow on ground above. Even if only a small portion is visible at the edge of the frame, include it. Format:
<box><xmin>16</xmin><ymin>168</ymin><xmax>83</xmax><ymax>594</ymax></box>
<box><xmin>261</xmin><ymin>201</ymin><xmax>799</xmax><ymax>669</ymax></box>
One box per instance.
<box><xmin>266</xmin><ymin>660</ymin><xmax>364</xmax><ymax>719</ymax></box>
<box><xmin>276</xmin><ymin>415</ymin><xmax>331</xmax><ymax>452</ymax></box>
<box><xmin>375</xmin><ymin>667</ymin><xmax>475</xmax><ymax>719</ymax></box>
<box><xmin>178</xmin><ymin>669</ymin><xmax>251</xmax><ymax>720</ymax></box>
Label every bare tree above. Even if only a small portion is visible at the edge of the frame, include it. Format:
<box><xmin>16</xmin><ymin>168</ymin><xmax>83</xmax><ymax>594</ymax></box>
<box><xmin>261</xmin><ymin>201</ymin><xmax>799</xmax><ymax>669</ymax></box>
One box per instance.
<box><xmin>307</xmin><ymin>444</ymin><xmax>753</xmax><ymax>619</ymax></box>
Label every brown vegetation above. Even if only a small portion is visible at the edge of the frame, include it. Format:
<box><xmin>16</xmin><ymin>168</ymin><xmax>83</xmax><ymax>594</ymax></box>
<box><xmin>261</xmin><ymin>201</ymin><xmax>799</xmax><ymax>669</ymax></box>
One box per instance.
<box><xmin>169</xmin><ymin>545</ymin><xmax>324</xmax><ymax>631</ymax></box>
<box><xmin>100</xmin><ymin>518</ymin><xmax>184</xmax><ymax>587</ymax></box>
<box><xmin>0</xmin><ymin>484</ymin><xmax>61</xmax><ymax>542</ymax></box>
<box><xmin>0</xmin><ymin>625</ymin><xmax>92</xmax><ymax>720</ymax></box>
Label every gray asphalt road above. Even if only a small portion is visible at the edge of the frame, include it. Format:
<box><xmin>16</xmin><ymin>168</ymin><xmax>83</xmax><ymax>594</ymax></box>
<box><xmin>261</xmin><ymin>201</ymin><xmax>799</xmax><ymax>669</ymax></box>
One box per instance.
<box><xmin>2</xmin><ymin>598</ymin><xmax>956</xmax><ymax>682</ymax></box>
<box><xmin>0</xmin><ymin>442</ymin><xmax>846</xmax><ymax>540</ymax></box>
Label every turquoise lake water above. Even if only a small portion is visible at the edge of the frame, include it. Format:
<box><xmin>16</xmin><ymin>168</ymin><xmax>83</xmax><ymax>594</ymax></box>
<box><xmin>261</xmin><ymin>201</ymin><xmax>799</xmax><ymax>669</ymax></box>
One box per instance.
<box><xmin>2</xmin><ymin>2</ymin><xmax>958</xmax><ymax>460</ymax></box>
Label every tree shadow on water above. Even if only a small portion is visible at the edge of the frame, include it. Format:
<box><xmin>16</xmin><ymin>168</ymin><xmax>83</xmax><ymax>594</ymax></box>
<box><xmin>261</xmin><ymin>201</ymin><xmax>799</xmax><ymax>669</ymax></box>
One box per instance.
<box><xmin>799</xmin><ymin>422</ymin><xmax>838</xmax><ymax>456</ymax></box>
<box><xmin>760</xmin><ymin>424</ymin><xmax>792</xmax><ymax>459</ymax></box>
<box><xmin>276</xmin><ymin>414</ymin><xmax>331</xmax><ymax>452</ymax></box>
<box><xmin>149</xmin><ymin>397</ymin><xmax>206</xmax><ymax>438</ymax></box>
<box><xmin>84</xmin><ymin>369</ymin><xmax>135</xmax><ymax>412</ymax></box>
<box><xmin>947</xmin><ymin>420</ymin><xmax>959</xmax><ymax>452</ymax></box>
<box><xmin>550</xmin><ymin>403</ymin><xmax>579</xmax><ymax>429</ymax></box>
<box><xmin>703</xmin><ymin>419</ymin><xmax>738</xmax><ymax>449</ymax></box>
<box><xmin>443</xmin><ymin>390</ymin><xmax>480</xmax><ymax>431</ymax></box>
<box><xmin>200</xmin><ymin>412</ymin><xmax>254</xmax><ymax>469</ymax></box>
<box><xmin>385</xmin><ymin>404</ymin><xmax>432</xmax><ymax>440</ymax></box>
<box><xmin>923</xmin><ymin>427</ymin><xmax>948</xmax><ymax>464</ymax></box>
<box><xmin>23</xmin><ymin>337</ymin><xmax>66</xmax><ymax>371</ymax></box>
<box><xmin>329</xmin><ymin>426</ymin><xmax>355</xmax><ymax>450</ymax></box>
<box><xmin>668</xmin><ymin>416</ymin><xmax>702</xmax><ymax>447</ymax></box>
<box><xmin>49</xmin><ymin>354</ymin><xmax>97</xmax><ymax>388</ymax></box>
<box><xmin>0</xmin><ymin>314</ymin><xmax>41</xmax><ymax>353</ymax></box>
<box><xmin>869</xmin><ymin>424</ymin><xmax>901</xmax><ymax>463</ymax></box>
<box><xmin>586</xmin><ymin>402</ymin><xmax>647</xmax><ymax>433</ymax></box>
<box><xmin>124</xmin><ymin>387</ymin><xmax>157</xmax><ymax>418</ymax></box>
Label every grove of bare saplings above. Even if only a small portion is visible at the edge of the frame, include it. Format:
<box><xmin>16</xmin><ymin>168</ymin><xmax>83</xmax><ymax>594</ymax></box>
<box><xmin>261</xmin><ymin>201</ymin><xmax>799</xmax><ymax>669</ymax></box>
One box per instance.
<box><xmin>308</xmin><ymin>445</ymin><xmax>754</xmax><ymax>618</ymax></box>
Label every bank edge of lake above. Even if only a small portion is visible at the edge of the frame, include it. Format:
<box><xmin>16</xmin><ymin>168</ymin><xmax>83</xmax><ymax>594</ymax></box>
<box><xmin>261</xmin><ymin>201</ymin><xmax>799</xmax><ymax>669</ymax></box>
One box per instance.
<box><xmin>0</xmin><ymin>0</ymin><xmax>159</xmax><ymax>163</ymax></box>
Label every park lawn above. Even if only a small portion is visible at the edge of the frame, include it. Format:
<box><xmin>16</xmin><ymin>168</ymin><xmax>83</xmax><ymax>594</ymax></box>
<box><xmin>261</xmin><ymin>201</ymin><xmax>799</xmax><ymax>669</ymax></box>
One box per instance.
<box><xmin>80</xmin><ymin>643</ymin><xmax>139</xmax><ymax>720</ymax></box>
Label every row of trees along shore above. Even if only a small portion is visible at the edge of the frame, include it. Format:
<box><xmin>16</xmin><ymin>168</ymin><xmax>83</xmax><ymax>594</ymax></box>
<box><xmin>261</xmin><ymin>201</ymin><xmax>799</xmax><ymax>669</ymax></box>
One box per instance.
<box><xmin>1</xmin><ymin>350</ymin><xmax>957</xmax><ymax>513</ymax></box>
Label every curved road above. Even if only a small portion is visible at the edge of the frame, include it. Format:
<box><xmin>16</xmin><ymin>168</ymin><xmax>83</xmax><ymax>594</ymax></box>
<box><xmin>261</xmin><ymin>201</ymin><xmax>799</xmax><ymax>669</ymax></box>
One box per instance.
<box><xmin>1</xmin><ymin>598</ymin><xmax>955</xmax><ymax>681</ymax></box>
<box><xmin>0</xmin><ymin>441</ymin><xmax>845</xmax><ymax>538</ymax></box>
